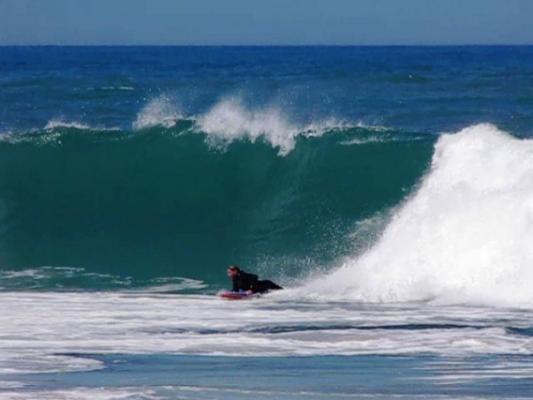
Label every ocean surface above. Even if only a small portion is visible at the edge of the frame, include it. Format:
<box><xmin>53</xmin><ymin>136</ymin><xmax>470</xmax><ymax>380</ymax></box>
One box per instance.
<box><xmin>1</xmin><ymin>46</ymin><xmax>533</xmax><ymax>399</ymax></box>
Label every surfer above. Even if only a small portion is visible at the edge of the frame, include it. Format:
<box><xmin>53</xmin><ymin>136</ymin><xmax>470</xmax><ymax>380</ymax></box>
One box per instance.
<box><xmin>227</xmin><ymin>265</ymin><xmax>282</xmax><ymax>294</ymax></box>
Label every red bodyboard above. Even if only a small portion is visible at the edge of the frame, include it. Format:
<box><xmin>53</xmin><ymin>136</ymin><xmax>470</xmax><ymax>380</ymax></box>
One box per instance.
<box><xmin>218</xmin><ymin>291</ymin><xmax>255</xmax><ymax>300</ymax></box>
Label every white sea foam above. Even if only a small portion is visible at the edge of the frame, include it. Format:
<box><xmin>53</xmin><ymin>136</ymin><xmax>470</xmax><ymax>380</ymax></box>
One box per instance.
<box><xmin>421</xmin><ymin>358</ymin><xmax>533</xmax><ymax>385</ymax></box>
<box><xmin>44</xmin><ymin>119</ymin><xmax>92</xmax><ymax>130</ymax></box>
<box><xmin>0</xmin><ymin>354</ymin><xmax>103</xmax><ymax>375</ymax></box>
<box><xmin>0</xmin><ymin>130</ymin><xmax>62</xmax><ymax>145</ymax></box>
<box><xmin>196</xmin><ymin>98</ymin><xmax>352</xmax><ymax>155</ymax></box>
<box><xmin>340</xmin><ymin>135</ymin><xmax>385</xmax><ymax>145</ymax></box>
<box><xmin>0</xmin><ymin>130</ymin><xmax>12</xmax><ymax>138</ymax></box>
<box><xmin>340</xmin><ymin>130</ymin><xmax>422</xmax><ymax>146</ymax></box>
<box><xmin>0</xmin><ymin>381</ymin><xmax>25</xmax><ymax>390</ymax></box>
<box><xmin>0</xmin><ymin>386</ymin><xmax>160</xmax><ymax>400</ymax></box>
<box><xmin>299</xmin><ymin>124</ymin><xmax>533</xmax><ymax>307</ymax></box>
<box><xmin>1</xmin><ymin>291</ymin><xmax>533</xmax><ymax>379</ymax></box>
<box><xmin>135</xmin><ymin>277</ymin><xmax>207</xmax><ymax>293</ymax></box>
<box><xmin>44</xmin><ymin>119</ymin><xmax>120</xmax><ymax>133</ymax></box>
<box><xmin>1</xmin><ymin>121</ymin><xmax>119</xmax><ymax>144</ymax></box>
<box><xmin>133</xmin><ymin>96</ymin><xmax>182</xmax><ymax>129</ymax></box>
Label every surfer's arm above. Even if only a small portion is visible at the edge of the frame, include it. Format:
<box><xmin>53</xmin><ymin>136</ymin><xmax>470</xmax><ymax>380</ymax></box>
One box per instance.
<box><xmin>239</xmin><ymin>272</ymin><xmax>258</xmax><ymax>290</ymax></box>
<box><xmin>249</xmin><ymin>274</ymin><xmax>258</xmax><ymax>288</ymax></box>
<box><xmin>248</xmin><ymin>274</ymin><xmax>259</xmax><ymax>292</ymax></box>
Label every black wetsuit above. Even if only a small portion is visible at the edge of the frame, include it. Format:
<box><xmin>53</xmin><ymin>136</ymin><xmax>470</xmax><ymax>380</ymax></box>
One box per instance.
<box><xmin>232</xmin><ymin>270</ymin><xmax>282</xmax><ymax>294</ymax></box>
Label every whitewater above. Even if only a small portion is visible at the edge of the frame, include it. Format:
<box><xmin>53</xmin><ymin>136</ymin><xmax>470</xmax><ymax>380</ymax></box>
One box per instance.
<box><xmin>300</xmin><ymin>124</ymin><xmax>533</xmax><ymax>306</ymax></box>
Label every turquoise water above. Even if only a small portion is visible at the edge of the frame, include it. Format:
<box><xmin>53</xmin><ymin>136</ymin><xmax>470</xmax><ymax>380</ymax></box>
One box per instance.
<box><xmin>0</xmin><ymin>127</ymin><xmax>432</xmax><ymax>286</ymax></box>
<box><xmin>2</xmin><ymin>46</ymin><xmax>533</xmax><ymax>398</ymax></box>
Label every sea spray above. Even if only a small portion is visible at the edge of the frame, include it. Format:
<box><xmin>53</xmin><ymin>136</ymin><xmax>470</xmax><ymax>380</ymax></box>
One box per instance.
<box><xmin>133</xmin><ymin>95</ymin><xmax>183</xmax><ymax>129</ymax></box>
<box><xmin>196</xmin><ymin>98</ymin><xmax>299</xmax><ymax>155</ymax></box>
<box><xmin>301</xmin><ymin>124</ymin><xmax>533</xmax><ymax>307</ymax></box>
<box><xmin>133</xmin><ymin>96</ymin><xmax>359</xmax><ymax>155</ymax></box>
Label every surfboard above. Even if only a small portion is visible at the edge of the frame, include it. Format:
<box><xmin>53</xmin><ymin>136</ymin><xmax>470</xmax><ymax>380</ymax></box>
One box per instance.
<box><xmin>218</xmin><ymin>290</ymin><xmax>256</xmax><ymax>300</ymax></box>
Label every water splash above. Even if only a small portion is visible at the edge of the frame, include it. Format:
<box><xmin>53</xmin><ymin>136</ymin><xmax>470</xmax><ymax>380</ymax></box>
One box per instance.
<box><xmin>301</xmin><ymin>124</ymin><xmax>533</xmax><ymax>307</ymax></box>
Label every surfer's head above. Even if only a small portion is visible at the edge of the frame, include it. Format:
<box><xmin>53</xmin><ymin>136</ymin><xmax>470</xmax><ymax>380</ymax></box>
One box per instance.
<box><xmin>227</xmin><ymin>265</ymin><xmax>240</xmax><ymax>278</ymax></box>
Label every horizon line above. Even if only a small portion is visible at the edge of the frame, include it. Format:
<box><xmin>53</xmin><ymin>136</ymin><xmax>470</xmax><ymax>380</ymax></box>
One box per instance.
<box><xmin>1</xmin><ymin>43</ymin><xmax>533</xmax><ymax>47</ymax></box>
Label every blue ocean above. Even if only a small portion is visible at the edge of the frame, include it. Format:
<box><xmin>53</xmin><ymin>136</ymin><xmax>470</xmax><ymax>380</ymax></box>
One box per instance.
<box><xmin>1</xmin><ymin>46</ymin><xmax>533</xmax><ymax>399</ymax></box>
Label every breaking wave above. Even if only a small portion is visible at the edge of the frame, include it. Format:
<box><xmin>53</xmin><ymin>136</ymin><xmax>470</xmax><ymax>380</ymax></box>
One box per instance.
<box><xmin>0</xmin><ymin>115</ymin><xmax>430</xmax><ymax>289</ymax></box>
<box><xmin>300</xmin><ymin>124</ymin><xmax>533</xmax><ymax>307</ymax></box>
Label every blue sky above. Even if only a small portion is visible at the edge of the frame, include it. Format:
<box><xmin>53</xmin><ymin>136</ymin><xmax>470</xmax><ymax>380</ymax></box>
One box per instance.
<box><xmin>1</xmin><ymin>0</ymin><xmax>532</xmax><ymax>45</ymax></box>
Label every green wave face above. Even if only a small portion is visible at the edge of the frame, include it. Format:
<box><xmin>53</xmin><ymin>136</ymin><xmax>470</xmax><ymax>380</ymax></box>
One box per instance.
<box><xmin>0</xmin><ymin>126</ymin><xmax>433</xmax><ymax>288</ymax></box>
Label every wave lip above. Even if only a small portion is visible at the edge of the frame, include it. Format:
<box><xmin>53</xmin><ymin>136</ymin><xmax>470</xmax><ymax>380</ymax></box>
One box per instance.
<box><xmin>131</xmin><ymin>96</ymin><xmax>366</xmax><ymax>155</ymax></box>
<box><xmin>302</xmin><ymin>123</ymin><xmax>533</xmax><ymax>307</ymax></box>
<box><xmin>196</xmin><ymin>98</ymin><xmax>354</xmax><ymax>155</ymax></box>
<box><xmin>196</xmin><ymin>98</ymin><xmax>297</xmax><ymax>155</ymax></box>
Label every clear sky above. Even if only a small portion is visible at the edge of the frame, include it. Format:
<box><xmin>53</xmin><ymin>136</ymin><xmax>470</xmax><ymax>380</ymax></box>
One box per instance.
<box><xmin>1</xmin><ymin>0</ymin><xmax>532</xmax><ymax>45</ymax></box>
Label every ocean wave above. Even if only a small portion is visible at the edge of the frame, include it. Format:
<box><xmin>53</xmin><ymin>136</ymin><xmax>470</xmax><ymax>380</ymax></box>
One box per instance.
<box><xmin>298</xmin><ymin>123</ymin><xmax>533</xmax><ymax>307</ymax></box>
<box><xmin>0</xmin><ymin>124</ymin><xmax>432</xmax><ymax>288</ymax></box>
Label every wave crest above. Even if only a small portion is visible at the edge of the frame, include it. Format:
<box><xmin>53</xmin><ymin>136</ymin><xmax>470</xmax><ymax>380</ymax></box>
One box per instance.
<box><xmin>196</xmin><ymin>99</ymin><xmax>299</xmax><ymax>155</ymax></box>
<box><xmin>133</xmin><ymin>96</ymin><xmax>373</xmax><ymax>155</ymax></box>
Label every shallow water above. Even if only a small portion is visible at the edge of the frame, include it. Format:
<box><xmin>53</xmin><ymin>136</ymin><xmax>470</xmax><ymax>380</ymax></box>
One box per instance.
<box><xmin>2</xmin><ymin>292</ymin><xmax>533</xmax><ymax>398</ymax></box>
<box><xmin>7</xmin><ymin>354</ymin><xmax>533</xmax><ymax>399</ymax></box>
